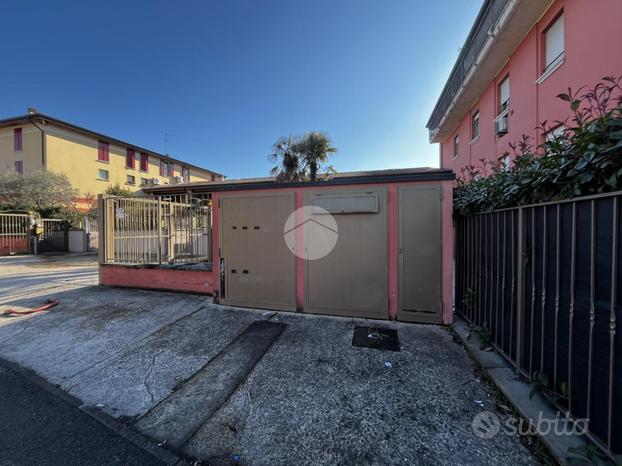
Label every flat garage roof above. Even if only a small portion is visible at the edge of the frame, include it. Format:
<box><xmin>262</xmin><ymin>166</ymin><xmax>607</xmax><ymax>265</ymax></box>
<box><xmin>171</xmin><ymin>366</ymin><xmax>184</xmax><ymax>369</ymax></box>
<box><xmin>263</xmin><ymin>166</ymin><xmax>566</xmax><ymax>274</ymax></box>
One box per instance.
<box><xmin>143</xmin><ymin>167</ymin><xmax>455</xmax><ymax>194</ymax></box>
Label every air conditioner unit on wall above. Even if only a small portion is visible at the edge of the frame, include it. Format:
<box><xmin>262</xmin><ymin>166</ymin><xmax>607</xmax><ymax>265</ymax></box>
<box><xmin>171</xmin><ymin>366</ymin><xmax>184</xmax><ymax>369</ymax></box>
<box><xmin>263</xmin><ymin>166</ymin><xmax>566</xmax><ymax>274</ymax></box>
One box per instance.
<box><xmin>173</xmin><ymin>176</ymin><xmax>184</xmax><ymax>184</ymax></box>
<box><xmin>150</xmin><ymin>178</ymin><xmax>161</xmax><ymax>185</ymax></box>
<box><xmin>495</xmin><ymin>114</ymin><xmax>508</xmax><ymax>136</ymax></box>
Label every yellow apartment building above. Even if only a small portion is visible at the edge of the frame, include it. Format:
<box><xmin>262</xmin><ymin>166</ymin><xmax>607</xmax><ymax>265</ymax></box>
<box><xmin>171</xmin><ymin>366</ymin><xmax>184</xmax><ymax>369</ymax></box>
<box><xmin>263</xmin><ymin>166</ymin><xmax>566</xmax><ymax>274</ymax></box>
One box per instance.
<box><xmin>0</xmin><ymin>111</ymin><xmax>224</xmax><ymax>209</ymax></box>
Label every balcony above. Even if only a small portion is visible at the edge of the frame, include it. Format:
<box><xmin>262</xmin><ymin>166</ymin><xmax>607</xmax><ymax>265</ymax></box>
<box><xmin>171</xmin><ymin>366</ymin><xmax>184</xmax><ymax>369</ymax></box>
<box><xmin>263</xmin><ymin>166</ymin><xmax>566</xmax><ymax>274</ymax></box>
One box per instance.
<box><xmin>426</xmin><ymin>0</ymin><xmax>554</xmax><ymax>143</ymax></box>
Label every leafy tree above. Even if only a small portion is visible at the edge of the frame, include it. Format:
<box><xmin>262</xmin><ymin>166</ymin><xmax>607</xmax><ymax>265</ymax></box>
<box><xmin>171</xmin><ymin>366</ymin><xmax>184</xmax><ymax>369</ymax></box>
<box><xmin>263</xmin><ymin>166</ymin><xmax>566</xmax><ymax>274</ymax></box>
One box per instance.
<box><xmin>0</xmin><ymin>169</ymin><xmax>82</xmax><ymax>224</ymax></box>
<box><xmin>454</xmin><ymin>75</ymin><xmax>622</xmax><ymax>216</ymax></box>
<box><xmin>105</xmin><ymin>183</ymin><xmax>134</xmax><ymax>197</ymax></box>
<box><xmin>0</xmin><ymin>169</ymin><xmax>78</xmax><ymax>212</ymax></box>
<box><xmin>269</xmin><ymin>131</ymin><xmax>337</xmax><ymax>182</ymax></box>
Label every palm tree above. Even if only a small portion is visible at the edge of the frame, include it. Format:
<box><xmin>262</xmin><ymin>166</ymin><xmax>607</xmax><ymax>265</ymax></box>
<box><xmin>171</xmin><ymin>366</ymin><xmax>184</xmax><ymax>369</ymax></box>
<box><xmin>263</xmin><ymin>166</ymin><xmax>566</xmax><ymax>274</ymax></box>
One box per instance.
<box><xmin>299</xmin><ymin>131</ymin><xmax>337</xmax><ymax>181</ymax></box>
<box><xmin>269</xmin><ymin>132</ymin><xmax>337</xmax><ymax>182</ymax></box>
<box><xmin>268</xmin><ymin>136</ymin><xmax>304</xmax><ymax>182</ymax></box>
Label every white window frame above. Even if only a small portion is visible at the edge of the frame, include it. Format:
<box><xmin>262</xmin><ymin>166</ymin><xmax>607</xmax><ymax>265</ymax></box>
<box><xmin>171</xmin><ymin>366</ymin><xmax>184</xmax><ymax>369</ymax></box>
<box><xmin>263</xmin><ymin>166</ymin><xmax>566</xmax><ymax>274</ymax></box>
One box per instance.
<box><xmin>471</xmin><ymin>111</ymin><xmax>480</xmax><ymax>142</ymax></box>
<box><xmin>498</xmin><ymin>76</ymin><xmax>510</xmax><ymax>115</ymax></box>
<box><xmin>500</xmin><ymin>154</ymin><xmax>511</xmax><ymax>170</ymax></box>
<box><xmin>98</xmin><ymin>169</ymin><xmax>109</xmax><ymax>181</ymax></box>
<box><xmin>537</xmin><ymin>13</ymin><xmax>565</xmax><ymax>84</ymax></box>
<box><xmin>545</xmin><ymin>13</ymin><xmax>564</xmax><ymax>70</ymax></box>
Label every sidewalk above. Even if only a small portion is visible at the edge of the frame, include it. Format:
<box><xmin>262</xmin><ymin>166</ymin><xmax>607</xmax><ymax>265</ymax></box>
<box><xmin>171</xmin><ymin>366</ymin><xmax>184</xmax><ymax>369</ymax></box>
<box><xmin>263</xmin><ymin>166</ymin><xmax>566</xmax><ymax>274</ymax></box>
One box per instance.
<box><xmin>0</xmin><ymin>359</ymin><xmax>181</xmax><ymax>466</ymax></box>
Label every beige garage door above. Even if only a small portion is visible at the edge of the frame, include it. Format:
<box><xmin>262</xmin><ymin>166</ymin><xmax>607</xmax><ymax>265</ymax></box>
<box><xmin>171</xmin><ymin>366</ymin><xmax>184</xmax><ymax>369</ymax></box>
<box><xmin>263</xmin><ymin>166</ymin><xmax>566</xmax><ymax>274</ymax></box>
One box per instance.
<box><xmin>220</xmin><ymin>193</ymin><xmax>296</xmax><ymax>311</ymax></box>
<box><xmin>304</xmin><ymin>189</ymin><xmax>388</xmax><ymax>319</ymax></box>
<box><xmin>398</xmin><ymin>185</ymin><xmax>442</xmax><ymax>323</ymax></box>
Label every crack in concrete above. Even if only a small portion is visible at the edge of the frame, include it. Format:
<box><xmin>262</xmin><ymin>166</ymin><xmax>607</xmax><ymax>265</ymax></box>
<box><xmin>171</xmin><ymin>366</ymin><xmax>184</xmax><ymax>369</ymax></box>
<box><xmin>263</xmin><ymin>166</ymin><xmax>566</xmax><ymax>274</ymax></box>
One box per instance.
<box><xmin>143</xmin><ymin>349</ymin><xmax>167</xmax><ymax>406</ymax></box>
<box><xmin>0</xmin><ymin>317</ymin><xmax>36</xmax><ymax>345</ymax></box>
<box><xmin>63</xmin><ymin>304</ymin><xmax>208</xmax><ymax>387</ymax></box>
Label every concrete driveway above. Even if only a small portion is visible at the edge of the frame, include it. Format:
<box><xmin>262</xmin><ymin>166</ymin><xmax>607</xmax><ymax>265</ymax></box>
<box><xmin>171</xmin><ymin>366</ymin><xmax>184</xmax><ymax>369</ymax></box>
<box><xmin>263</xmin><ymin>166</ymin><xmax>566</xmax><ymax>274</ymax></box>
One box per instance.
<box><xmin>0</xmin><ymin>255</ymin><xmax>538</xmax><ymax>465</ymax></box>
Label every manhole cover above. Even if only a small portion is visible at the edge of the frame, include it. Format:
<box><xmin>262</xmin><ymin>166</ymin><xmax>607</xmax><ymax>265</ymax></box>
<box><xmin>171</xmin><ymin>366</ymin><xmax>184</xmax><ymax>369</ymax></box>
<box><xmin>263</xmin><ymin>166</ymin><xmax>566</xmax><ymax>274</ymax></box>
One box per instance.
<box><xmin>352</xmin><ymin>326</ymin><xmax>400</xmax><ymax>352</ymax></box>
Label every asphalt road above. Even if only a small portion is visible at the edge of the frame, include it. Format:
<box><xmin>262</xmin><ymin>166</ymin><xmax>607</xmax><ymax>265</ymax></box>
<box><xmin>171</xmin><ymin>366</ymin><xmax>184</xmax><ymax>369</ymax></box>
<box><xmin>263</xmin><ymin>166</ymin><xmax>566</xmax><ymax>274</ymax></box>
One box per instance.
<box><xmin>0</xmin><ymin>360</ymin><xmax>169</xmax><ymax>466</ymax></box>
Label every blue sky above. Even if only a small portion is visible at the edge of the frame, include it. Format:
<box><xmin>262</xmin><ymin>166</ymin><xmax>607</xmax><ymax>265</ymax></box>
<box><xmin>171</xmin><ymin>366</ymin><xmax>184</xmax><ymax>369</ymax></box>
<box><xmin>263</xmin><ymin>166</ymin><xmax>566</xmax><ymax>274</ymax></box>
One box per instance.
<box><xmin>1</xmin><ymin>0</ymin><xmax>481</xmax><ymax>178</ymax></box>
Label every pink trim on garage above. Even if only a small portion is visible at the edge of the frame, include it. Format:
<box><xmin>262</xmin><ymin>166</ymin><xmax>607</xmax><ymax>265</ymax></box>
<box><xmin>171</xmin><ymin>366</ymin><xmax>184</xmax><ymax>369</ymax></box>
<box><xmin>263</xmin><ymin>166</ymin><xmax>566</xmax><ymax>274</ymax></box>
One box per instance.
<box><xmin>210</xmin><ymin>179</ymin><xmax>454</xmax><ymax>324</ymax></box>
<box><xmin>387</xmin><ymin>184</ymin><xmax>399</xmax><ymax>320</ymax></box>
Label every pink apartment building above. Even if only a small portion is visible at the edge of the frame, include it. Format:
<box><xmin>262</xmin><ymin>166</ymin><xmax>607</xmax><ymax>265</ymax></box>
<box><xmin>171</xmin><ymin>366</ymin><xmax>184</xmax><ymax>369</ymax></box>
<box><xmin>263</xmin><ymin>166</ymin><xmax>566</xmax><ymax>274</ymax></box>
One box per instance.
<box><xmin>427</xmin><ymin>0</ymin><xmax>622</xmax><ymax>175</ymax></box>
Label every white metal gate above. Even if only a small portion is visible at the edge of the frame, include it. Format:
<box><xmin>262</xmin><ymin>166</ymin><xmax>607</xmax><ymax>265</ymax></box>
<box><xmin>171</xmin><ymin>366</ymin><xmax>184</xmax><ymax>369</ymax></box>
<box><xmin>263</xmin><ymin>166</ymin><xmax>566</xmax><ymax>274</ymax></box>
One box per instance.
<box><xmin>0</xmin><ymin>213</ymin><xmax>31</xmax><ymax>255</ymax></box>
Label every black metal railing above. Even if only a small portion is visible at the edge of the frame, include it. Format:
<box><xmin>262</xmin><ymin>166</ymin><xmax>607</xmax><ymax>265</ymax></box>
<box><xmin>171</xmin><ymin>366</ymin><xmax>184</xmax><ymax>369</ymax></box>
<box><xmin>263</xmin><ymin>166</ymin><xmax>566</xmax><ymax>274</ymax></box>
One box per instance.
<box><xmin>427</xmin><ymin>0</ymin><xmax>510</xmax><ymax>133</ymax></box>
<box><xmin>455</xmin><ymin>191</ymin><xmax>622</xmax><ymax>455</ymax></box>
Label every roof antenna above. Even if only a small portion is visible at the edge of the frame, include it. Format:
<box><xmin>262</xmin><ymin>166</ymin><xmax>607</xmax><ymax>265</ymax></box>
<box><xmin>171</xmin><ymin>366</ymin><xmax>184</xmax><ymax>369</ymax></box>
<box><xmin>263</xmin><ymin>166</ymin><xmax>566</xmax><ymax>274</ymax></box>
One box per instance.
<box><xmin>164</xmin><ymin>132</ymin><xmax>169</xmax><ymax>156</ymax></box>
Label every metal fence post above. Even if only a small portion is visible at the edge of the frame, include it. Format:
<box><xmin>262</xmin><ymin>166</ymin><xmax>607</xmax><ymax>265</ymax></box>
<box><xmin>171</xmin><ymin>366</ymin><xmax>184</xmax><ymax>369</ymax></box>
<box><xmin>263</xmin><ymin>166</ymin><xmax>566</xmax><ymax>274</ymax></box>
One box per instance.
<box><xmin>157</xmin><ymin>197</ymin><xmax>163</xmax><ymax>263</ymax></box>
<box><xmin>97</xmin><ymin>195</ymin><xmax>105</xmax><ymax>263</ymax></box>
<box><xmin>515</xmin><ymin>207</ymin><xmax>526</xmax><ymax>372</ymax></box>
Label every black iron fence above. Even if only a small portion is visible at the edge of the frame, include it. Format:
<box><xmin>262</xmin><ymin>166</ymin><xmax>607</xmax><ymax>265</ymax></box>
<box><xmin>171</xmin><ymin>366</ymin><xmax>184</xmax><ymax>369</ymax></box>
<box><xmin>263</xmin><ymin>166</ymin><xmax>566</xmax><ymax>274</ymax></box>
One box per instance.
<box><xmin>39</xmin><ymin>219</ymin><xmax>69</xmax><ymax>253</ymax></box>
<box><xmin>455</xmin><ymin>191</ymin><xmax>622</xmax><ymax>455</ymax></box>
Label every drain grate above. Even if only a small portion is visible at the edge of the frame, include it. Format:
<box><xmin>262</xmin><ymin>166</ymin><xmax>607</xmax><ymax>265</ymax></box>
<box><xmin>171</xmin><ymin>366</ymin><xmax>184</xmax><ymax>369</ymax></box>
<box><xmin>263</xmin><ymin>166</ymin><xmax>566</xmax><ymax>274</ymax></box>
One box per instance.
<box><xmin>351</xmin><ymin>326</ymin><xmax>400</xmax><ymax>352</ymax></box>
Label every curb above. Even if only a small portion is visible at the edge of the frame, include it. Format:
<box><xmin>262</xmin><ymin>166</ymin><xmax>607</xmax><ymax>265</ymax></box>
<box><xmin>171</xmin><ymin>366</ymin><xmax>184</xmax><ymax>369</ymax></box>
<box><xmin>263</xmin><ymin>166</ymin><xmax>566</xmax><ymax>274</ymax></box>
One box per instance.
<box><xmin>0</xmin><ymin>357</ymin><xmax>188</xmax><ymax>466</ymax></box>
<box><xmin>452</xmin><ymin>316</ymin><xmax>587</xmax><ymax>465</ymax></box>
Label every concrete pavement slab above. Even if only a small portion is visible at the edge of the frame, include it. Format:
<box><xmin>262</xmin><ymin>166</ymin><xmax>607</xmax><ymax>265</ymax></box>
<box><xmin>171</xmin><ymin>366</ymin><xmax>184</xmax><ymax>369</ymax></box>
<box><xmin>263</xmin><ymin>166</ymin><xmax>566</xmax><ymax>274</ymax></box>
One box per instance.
<box><xmin>64</xmin><ymin>304</ymin><xmax>275</xmax><ymax>419</ymax></box>
<box><xmin>0</xmin><ymin>287</ymin><xmax>210</xmax><ymax>384</ymax></box>
<box><xmin>184</xmin><ymin>313</ymin><xmax>537</xmax><ymax>465</ymax></box>
<box><xmin>136</xmin><ymin>320</ymin><xmax>286</xmax><ymax>449</ymax></box>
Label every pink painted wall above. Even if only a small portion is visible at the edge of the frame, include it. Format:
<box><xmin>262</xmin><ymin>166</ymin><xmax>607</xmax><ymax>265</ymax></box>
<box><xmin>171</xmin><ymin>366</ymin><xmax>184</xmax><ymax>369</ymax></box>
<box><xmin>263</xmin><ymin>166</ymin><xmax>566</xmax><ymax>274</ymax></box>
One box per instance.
<box><xmin>210</xmin><ymin>180</ymin><xmax>454</xmax><ymax>324</ymax></box>
<box><xmin>440</xmin><ymin>0</ymin><xmax>622</xmax><ymax>175</ymax></box>
<box><xmin>100</xmin><ymin>265</ymin><xmax>214</xmax><ymax>294</ymax></box>
<box><xmin>0</xmin><ymin>238</ymin><xmax>28</xmax><ymax>256</ymax></box>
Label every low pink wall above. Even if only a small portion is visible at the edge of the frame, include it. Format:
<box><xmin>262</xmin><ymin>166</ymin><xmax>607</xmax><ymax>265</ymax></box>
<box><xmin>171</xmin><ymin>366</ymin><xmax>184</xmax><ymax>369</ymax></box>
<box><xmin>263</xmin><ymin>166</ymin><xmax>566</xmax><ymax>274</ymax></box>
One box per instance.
<box><xmin>99</xmin><ymin>265</ymin><xmax>214</xmax><ymax>295</ymax></box>
<box><xmin>0</xmin><ymin>238</ymin><xmax>28</xmax><ymax>256</ymax></box>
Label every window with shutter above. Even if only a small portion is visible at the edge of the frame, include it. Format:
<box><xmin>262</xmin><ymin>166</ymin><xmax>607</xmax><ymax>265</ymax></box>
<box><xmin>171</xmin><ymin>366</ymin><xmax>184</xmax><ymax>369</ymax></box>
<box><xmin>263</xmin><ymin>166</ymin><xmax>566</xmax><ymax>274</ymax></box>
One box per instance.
<box><xmin>471</xmin><ymin>111</ymin><xmax>480</xmax><ymax>141</ymax></box>
<box><xmin>544</xmin><ymin>14</ymin><xmax>564</xmax><ymax>70</ymax></box>
<box><xmin>98</xmin><ymin>141</ymin><xmax>109</xmax><ymax>162</ymax></box>
<box><xmin>13</xmin><ymin>128</ymin><xmax>22</xmax><ymax>151</ymax></box>
<box><xmin>126</xmin><ymin>149</ymin><xmax>135</xmax><ymax>169</ymax></box>
<box><xmin>140</xmin><ymin>153</ymin><xmax>148</xmax><ymax>172</ymax></box>
<box><xmin>499</xmin><ymin>76</ymin><xmax>510</xmax><ymax>114</ymax></box>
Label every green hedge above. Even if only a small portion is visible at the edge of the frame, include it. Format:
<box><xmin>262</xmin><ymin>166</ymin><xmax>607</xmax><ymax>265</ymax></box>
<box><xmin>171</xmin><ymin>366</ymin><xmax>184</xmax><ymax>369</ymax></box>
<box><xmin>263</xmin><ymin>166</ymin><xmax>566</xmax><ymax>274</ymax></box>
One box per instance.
<box><xmin>454</xmin><ymin>76</ymin><xmax>622</xmax><ymax>216</ymax></box>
